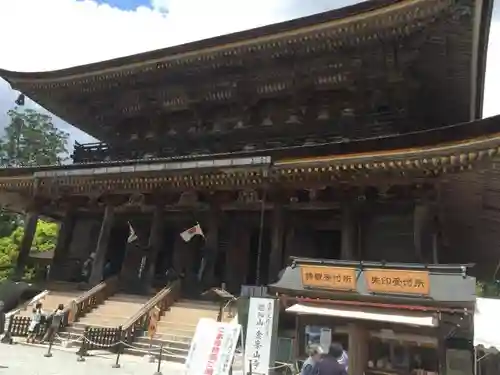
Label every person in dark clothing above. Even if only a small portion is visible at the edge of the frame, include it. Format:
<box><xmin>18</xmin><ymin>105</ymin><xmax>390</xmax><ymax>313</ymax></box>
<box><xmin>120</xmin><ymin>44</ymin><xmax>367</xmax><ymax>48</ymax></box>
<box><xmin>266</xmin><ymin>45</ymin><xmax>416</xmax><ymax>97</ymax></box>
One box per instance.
<box><xmin>316</xmin><ymin>343</ymin><xmax>348</xmax><ymax>375</ymax></box>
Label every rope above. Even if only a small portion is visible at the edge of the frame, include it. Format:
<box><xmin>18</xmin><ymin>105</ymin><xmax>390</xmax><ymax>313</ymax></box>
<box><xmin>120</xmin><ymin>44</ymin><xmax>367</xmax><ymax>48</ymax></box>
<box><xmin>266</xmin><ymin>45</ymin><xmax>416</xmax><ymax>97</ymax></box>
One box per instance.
<box><xmin>52</xmin><ymin>333</ymin><xmax>183</xmax><ymax>356</ymax></box>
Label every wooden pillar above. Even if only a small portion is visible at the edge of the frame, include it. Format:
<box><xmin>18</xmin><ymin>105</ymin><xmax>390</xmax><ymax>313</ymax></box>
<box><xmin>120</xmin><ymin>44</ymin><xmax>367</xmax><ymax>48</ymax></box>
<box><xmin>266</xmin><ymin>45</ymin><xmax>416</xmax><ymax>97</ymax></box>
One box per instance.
<box><xmin>341</xmin><ymin>204</ymin><xmax>356</xmax><ymax>260</ymax></box>
<box><xmin>203</xmin><ymin>208</ymin><xmax>219</xmax><ymax>286</ymax></box>
<box><xmin>414</xmin><ymin>203</ymin><xmax>431</xmax><ymax>262</ymax></box>
<box><xmin>225</xmin><ymin>218</ymin><xmax>250</xmax><ymax>293</ymax></box>
<box><xmin>50</xmin><ymin>212</ymin><xmax>75</xmax><ymax>280</ymax></box>
<box><xmin>268</xmin><ymin>206</ymin><xmax>284</xmax><ymax>283</ymax></box>
<box><xmin>348</xmin><ymin>323</ymin><xmax>368</xmax><ymax>375</ymax></box>
<box><xmin>14</xmin><ymin>212</ymin><xmax>39</xmax><ymax>280</ymax></box>
<box><xmin>145</xmin><ymin>206</ymin><xmax>164</xmax><ymax>289</ymax></box>
<box><xmin>89</xmin><ymin>205</ymin><xmax>115</xmax><ymax>285</ymax></box>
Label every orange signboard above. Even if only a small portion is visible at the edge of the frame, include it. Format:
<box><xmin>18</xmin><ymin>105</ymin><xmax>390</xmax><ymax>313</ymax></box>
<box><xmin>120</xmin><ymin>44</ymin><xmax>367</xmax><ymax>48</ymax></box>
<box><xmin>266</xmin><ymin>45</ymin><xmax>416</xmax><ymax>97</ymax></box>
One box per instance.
<box><xmin>301</xmin><ymin>266</ymin><xmax>357</xmax><ymax>291</ymax></box>
<box><xmin>364</xmin><ymin>269</ymin><xmax>430</xmax><ymax>296</ymax></box>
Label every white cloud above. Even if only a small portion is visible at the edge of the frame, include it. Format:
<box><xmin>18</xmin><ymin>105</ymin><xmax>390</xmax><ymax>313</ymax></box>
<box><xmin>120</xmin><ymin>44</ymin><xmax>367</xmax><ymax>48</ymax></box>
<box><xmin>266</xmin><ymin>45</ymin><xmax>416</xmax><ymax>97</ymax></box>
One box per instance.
<box><xmin>0</xmin><ymin>0</ymin><xmax>351</xmax><ymax>146</ymax></box>
<box><xmin>483</xmin><ymin>18</ymin><xmax>499</xmax><ymax>118</ymax></box>
<box><xmin>0</xmin><ymin>0</ymin><xmax>498</xmax><ymax>149</ymax></box>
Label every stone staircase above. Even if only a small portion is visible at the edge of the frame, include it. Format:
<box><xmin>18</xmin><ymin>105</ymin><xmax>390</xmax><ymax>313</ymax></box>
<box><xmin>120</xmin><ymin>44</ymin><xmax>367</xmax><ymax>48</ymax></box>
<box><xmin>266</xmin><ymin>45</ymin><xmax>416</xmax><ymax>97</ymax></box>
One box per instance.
<box><xmin>61</xmin><ymin>293</ymin><xmax>153</xmax><ymax>342</ymax></box>
<box><xmin>126</xmin><ymin>299</ymin><xmax>221</xmax><ymax>363</ymax></box>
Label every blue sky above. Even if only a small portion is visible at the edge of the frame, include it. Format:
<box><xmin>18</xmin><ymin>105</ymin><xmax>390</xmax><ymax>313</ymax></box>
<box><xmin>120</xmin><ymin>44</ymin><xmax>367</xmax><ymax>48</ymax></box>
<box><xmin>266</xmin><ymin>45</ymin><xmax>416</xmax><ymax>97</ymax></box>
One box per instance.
<box><xmin>0</xmin><ymin>0</ymin><xmax>498</xmax><ymax>150</ymax></box>
<box><xmin>95</xmin><ymin>0</ymin><xmax>150</xmax><ymax>9</ymax></box>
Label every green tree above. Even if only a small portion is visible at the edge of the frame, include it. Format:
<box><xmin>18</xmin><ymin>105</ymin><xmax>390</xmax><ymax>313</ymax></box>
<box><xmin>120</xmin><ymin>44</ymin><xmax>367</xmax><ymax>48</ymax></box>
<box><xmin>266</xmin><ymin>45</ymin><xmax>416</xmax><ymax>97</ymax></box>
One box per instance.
<box><xmin>1</xmin><ymin>107</ymin><xmax>69</xmax><ymax>167</ymax></box>
<box><xmin>0</xmin><ymin>107</ymin><xmax>69</xmax><ymax>280</ymax></box>
<box><xmin>0</xmin><ymin>220</ymin><xmax>59</xmax><ymax>281</ymax></box>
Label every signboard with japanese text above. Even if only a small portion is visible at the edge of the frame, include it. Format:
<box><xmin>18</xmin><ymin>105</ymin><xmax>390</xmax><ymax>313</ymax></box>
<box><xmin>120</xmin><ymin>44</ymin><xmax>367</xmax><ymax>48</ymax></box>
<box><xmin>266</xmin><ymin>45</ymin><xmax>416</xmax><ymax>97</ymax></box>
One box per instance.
<box><xmin>301</xmin><ymin>266</ymin><xmax>357</xmax><ymax>291</ymax></box>
<box><xmin>244</xmin><ymin>297</ymin><xmax>279</xmax><ymax>375</ymax></box>
<box><xmin>185</xmin><ymin>318</ymin><xmax>241</xmax><ymax>375</ymax></box>
<box><xmin>365</xmin><ymin>269</ymin><xmax>430</xmax><ymax>296</ymax></box>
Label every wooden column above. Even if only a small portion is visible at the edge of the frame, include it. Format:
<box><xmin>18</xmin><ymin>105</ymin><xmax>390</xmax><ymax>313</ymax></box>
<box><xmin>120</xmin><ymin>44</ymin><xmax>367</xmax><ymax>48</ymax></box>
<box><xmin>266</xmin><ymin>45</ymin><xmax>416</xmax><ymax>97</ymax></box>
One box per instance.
<box><xmin>89</xmin><ymin>205</ymin><xmax>115</xmax><ymax>285</ymax></box>
<box><xmin>348</xmin><ymin>323</ymin><xmax>369</xmax><ymax>375</ymax></box>
<box><xmin>225</xmin><ymin>218</ymin><xmax>250</xmax><ymax>293</ymax></box>
<box><xmin>50</xmin><ymin>212</ymin><xmax>75</xmax><ymax>280</ymax></box>
<box><xmin>341</xmin><ymin>204</ymin><xmax>356</xmax><ymax>260</ymax></box>
<box><xmin>414</xmin><ymin>203</ymin><xmax>431</xmax><ymax>262</ymax></box>
<box><xmin>145</xmin><ymin>206</ymin><xmax>164</xmax><ymax>289</ymax></box>
<box><xmin>268</xmin><ymin>206</ymin><xmax>284</xmax><ymax>283</ymax></box>
<box><xmin>203</xmin><ymin>208</ymin><xmax>219</xmax><ymax>286</ymax></box>
<box><xmin>14</xmin><ymin>212</ymin><xmax>39</xmax><ymax>280</ymax></box>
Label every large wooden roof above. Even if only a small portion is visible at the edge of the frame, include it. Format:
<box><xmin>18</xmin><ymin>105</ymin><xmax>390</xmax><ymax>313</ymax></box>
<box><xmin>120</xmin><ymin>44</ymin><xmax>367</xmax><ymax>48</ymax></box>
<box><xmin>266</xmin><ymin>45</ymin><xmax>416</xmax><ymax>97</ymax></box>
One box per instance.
<box><xmin>0</xmin><ymin>0</ymin><xmax>494</xmax><ymax>142</ymax></box>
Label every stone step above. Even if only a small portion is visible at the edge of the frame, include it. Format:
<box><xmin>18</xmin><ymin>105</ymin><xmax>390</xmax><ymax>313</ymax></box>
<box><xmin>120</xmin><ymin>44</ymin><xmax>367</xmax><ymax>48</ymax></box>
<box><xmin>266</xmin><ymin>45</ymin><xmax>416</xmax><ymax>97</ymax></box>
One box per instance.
<box><xmin>174</xmin><ymin>300</ymin><xmax>220</xmax><ymax>310</ymax></box>
<box><xmin>135</xmin><ymin>335</ymin><xmax>191</xmax><ymax>350</ymax></box>
<box><xmin>108</xmin><ymin>294</ymin><xmax>152</xmax><ymax>303</ymax></box>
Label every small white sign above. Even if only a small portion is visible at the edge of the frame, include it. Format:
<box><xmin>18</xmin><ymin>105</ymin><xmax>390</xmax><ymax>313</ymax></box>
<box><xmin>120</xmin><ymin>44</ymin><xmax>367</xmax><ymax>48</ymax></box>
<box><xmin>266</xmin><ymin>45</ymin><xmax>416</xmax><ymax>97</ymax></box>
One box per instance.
<box><xmin>244</xmin><ymin>297</ymin><xmax>276</xmax><ymax>375</ymax></box>
<box><xmin>185</xmin><ymin>318</ymin><xmax>241</xmax><ymax>375</ymax></box>
<box><xmin>319</xmin><ymin>328</ymin><xmax>332</xmax><ymax>354</ymax></box>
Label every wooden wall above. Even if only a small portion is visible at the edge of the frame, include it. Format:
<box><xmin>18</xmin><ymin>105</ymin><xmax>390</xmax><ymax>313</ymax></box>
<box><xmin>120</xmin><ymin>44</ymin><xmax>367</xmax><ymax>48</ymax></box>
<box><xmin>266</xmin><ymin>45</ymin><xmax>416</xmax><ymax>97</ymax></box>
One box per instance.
<box><xmin>439</xmin><ymin>159</ymin><xmax>500</xmax><ymax>279</ymax></box>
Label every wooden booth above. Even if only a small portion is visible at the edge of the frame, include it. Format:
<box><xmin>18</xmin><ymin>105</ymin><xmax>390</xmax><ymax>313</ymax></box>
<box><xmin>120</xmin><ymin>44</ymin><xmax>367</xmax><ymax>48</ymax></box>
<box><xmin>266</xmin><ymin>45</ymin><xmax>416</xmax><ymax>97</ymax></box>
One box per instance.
<box><xmin>270</xmin><ymin>258</ymin><xmax>476</xmax><ymax>375</ymax></box>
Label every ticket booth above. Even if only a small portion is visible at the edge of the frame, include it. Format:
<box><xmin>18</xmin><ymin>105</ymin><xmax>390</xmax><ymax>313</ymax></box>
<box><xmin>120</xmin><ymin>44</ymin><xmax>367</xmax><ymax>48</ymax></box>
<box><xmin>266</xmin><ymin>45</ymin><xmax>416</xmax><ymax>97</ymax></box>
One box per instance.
<box><xmin>269</xmin><ymin>258</ymin><xmax>476</xmax><ymax>375</ymax></box>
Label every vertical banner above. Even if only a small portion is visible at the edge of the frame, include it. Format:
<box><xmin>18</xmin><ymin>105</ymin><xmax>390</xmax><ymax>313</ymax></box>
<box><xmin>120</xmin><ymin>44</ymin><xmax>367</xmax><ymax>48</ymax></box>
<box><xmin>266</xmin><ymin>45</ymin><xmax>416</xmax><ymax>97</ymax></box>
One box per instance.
<box><xmin>244</xmin><ymin>297</ymin><xmax>279</xmax><ymax>375</ymax></box>
<box><xmin>185</xmin><ymin>318</ymin><xmax>241</xmax><ymax>375</ymax></box>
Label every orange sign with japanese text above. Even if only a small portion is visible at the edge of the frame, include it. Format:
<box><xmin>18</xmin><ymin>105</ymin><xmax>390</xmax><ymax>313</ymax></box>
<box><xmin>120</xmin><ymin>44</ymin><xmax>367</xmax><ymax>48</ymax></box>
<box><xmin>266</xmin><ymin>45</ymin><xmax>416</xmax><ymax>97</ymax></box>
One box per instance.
<box><xmin>364</xmin><ymin>269</ymin><xmax>430</xmax><ymax>296</ymax></box>
<box><xmin>301</xmin><ymin>266</ymin><xmax>357</xmax><ymax>291</ymax></box>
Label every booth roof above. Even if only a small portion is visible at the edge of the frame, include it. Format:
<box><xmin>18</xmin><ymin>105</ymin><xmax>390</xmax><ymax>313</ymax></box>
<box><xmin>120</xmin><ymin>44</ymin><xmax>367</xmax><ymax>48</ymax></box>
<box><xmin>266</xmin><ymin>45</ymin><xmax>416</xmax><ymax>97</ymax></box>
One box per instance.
<box><xmin>474</xmin><ymin>297</ymin><xmax>500</xmax><ymax>351</ymax></box>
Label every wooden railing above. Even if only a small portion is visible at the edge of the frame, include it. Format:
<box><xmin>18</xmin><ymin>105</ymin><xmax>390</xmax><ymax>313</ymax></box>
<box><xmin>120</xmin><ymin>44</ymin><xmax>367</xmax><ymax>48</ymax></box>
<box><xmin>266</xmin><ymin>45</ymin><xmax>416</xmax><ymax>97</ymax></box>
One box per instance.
<box><xmin>122</xmin><ymin>280</ymin><xmax>181</xmax><ymax>343</ymax></box>
<box><xmin>66</xmin><ymin>276</ymin><xmax>119</xmax><ymax>323</ymax></box>
<box><xmin>6</xmin><ymin>276</ymin><xmax>119</xmax><ymax>338</ymax></box>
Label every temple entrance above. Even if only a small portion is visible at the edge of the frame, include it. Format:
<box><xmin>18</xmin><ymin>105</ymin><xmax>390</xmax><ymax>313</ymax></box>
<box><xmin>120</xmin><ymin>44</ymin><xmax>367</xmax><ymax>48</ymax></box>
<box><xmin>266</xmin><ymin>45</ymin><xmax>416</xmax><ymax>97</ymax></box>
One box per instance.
<box><xmin>153</xmin><ymin>227</ymin><xmax>176</xmax><ymax>286</ymax></box>
<box><xmin>105</xmin><ymin>222</ymin><xmax>129</xmax><ymax>278</ymax></box>
<box><xmin>247</xmin><ymin>227</ymin><xmax>271</xmax><ymax>285</ymax></box>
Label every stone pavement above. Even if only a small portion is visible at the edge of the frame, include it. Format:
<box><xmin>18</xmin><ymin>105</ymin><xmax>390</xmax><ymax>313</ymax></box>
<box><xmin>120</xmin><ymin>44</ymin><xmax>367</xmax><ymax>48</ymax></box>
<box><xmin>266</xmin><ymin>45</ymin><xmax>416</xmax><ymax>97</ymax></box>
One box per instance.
<box><xmin>0</xmin><ymin>343</ymin><xmax>185</xmax><ymax>375</ymax></box>
<box><xmin>0</xmin><ymin>343</ymin><xmax>247</xmax><ymax>375</ymax></box>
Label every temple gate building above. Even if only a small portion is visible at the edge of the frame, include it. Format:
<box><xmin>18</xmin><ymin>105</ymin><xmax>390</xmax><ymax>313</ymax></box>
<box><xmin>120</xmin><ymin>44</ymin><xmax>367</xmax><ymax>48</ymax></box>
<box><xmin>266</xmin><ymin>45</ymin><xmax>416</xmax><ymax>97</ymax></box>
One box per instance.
<box><xmin>0</xmin><ymin>0</ymin><xmax>496</xmax><ymax>295</ymax></box>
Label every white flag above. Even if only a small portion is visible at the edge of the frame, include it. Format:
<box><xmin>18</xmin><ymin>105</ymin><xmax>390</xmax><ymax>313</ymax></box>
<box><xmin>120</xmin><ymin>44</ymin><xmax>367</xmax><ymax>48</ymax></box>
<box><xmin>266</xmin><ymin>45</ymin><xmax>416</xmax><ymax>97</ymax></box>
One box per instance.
<box><xmin>180</xmin><ymin>223</ymin><xmax>204</xmax><ymax>242</ymax></box>
<box><xmin>127</xmin><ymin>222</ymin><xmax>138</xmax><ymax>243</ymax></box>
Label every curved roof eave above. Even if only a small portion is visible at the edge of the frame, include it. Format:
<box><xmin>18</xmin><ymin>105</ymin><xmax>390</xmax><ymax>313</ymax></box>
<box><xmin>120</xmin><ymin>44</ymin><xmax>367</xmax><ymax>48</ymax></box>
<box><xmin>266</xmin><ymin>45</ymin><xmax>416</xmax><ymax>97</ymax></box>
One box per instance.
<box><xmin>0</xmin><ymin>0</ymin><xmax>410</xmax><ymax>82</ymax></box>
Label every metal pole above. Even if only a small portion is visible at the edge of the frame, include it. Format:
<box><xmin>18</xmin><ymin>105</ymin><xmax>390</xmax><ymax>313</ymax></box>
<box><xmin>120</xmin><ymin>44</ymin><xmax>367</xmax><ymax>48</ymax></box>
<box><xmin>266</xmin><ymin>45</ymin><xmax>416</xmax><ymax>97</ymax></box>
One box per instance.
<box><xmin>43</xmin><ymin>334</ymin><xmax>54</xmax><ymax>358</ymax></box>
<box><xmin>76</xmin><ymin>327</ymin><xmax>88</xmax><ymax>362</ymax></box>
<box><xmin>153</xmin><ymin>343</ymin><xmax>163</xmax><ymax>375</ymax></box>
<box><xmin>112</xmin><ymin>344</ymin><xmax>122</xmax><ymax>368</ymax></box>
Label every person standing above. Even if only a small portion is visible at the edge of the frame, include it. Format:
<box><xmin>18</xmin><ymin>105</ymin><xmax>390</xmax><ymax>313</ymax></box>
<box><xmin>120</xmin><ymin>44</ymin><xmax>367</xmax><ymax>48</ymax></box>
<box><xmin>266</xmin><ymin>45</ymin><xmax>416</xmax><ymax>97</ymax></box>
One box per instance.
<box><xmin>42</xmin><ymin>304</ymin><xmax>64</xmax><ymax>343</ymax></box>
<box><xmin>81</xmin><ymin>253</ymin><xmax>95</xmax><ymax>283</ymax></box>
<box><xmin>316</xmin><ymin>344</ymin><xmax>348</xmax><ymax>375</ymax></box>
<box><xmin>338</xmin><ymin>345</ymin><xmax>349</xmax><ymax>371</ymax></box>
<box><xmin>301</xmin><ymin>345</ymin><xmax>322</xmax><ymax>375</ymax></box>
<box><xmin>27</xmin><ymin>302</ymin><xmax>44</xmax><ymax>343</ymax></box>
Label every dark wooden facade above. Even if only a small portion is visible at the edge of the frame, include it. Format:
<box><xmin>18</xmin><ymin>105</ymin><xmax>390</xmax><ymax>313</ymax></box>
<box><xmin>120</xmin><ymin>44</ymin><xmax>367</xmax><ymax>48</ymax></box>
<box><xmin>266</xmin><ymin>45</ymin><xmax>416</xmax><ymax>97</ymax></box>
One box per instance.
<box><xmin>0</xmin><ymin>0</ymin><xmax>496</xmax><ymax>293</ymax></box>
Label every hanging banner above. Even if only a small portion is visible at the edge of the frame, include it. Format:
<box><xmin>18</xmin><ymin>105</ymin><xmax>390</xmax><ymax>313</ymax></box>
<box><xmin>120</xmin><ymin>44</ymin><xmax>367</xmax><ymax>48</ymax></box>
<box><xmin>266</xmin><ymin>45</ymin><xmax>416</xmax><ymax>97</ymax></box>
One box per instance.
<box><xmin>185</xmin><ymin>318</ymin><xmax>241</xmax><ymax>375</ymax></box>
<box><xmin>244</xmin><ymin>297</ymin><xmax>278</xmax><ymax>375</ymax></box>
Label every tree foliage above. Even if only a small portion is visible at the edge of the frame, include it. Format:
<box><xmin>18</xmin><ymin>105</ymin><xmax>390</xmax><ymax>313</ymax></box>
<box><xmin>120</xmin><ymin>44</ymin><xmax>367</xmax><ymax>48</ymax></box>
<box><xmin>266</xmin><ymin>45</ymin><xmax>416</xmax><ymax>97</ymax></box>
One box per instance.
<box><xmin>0</xmin><ymin>107</ymin><xmax>69</xmax><ymax>281</ymax></box>
<box><xmin>0</xmin><ymin>107</ymin><xmax>69</xmax><ymax>167</ymax></box>
<box><xmin>0</xmin><ymin>220</ymin><xmax>59</xmax><ymax>281</ymax></box>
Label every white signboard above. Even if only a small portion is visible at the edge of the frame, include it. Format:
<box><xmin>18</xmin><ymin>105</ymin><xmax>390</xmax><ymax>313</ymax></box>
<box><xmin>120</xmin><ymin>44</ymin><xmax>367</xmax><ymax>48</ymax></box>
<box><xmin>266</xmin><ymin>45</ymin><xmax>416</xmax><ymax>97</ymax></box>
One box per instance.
<box><xmin>244</xmin><ymin>297</ymin><xmax>276</xmax><ymax>375</ymax></box>
<box><xmin>319</xmin><ymin>328</ymin><xmax>332</xmax><ymax>354</ymax></box>
<box><xmin>185</xmin><ymin>318</ymin><xmax>241</xmax><ymax>375</ymax></box>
